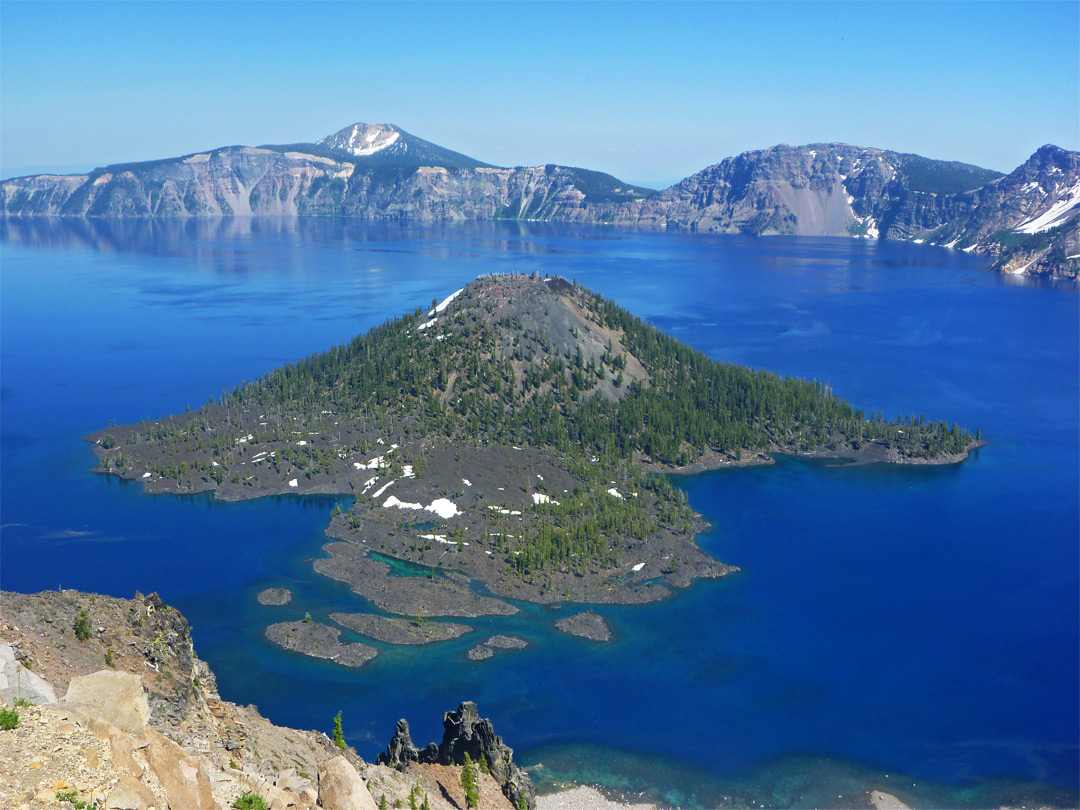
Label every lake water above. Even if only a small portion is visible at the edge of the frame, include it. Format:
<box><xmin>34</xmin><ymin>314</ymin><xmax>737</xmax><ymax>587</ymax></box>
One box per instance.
<box><xmin>2</xmin><ymin>218</ymin><xmax>1077</xmax><ymax>808</ymax></box>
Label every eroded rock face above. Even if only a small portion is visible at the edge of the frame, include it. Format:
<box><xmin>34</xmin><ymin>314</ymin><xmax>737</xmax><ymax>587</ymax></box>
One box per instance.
<box><xmin>378</xmin><ymin>702</ymin><xmax>535</xmax><ymax>810</ymax></box>
<box><xmin>379</xmin><ymin>719</ymin><xmax>420</xmax><ymax>769</ymax></box>
<box><xmin>64</xmin><ymin>670</ymin><xmax>150</xmax><ymax>733</ymax></box>
<box><xmin>318</xmin><ymin>756</ymin><xmax>378</xmax><ymax>810</ymax></box>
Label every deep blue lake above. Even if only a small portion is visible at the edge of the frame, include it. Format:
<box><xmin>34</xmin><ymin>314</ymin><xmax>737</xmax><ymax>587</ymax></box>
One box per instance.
<box><xmin>2</xmin><ymin>218</ymin><xmax>1077</xmax><ymax>808</ymax></box>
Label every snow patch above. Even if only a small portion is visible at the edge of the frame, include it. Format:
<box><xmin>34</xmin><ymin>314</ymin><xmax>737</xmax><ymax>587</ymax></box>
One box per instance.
<box><xmin>384</xmin><ymin>496</ymin><xmax>461</xmax><ymax>519</ymax></box>
<box><xmin>1014</xmin><ymin>181</ymin><xmax>1080</xmax><ymax>233</ymax></box>
<box><xmin>462</xmin><ymin>478</ymin><xmax>472</xmax><ymax>487</ymax></box>
<box><xmin>1011</xmin><ymin>257</ymin><xmax>1039</xmax><ymax>275</ymax></box>
<box><xmin>427</xmin><ymin>287</ymin><xmax>465</xmax><ymax>317</ymax></box>
<box><xmin>288</xmin><ymin>479</ymin><xmax>298</xmax><ymax>488</ymax></box>
<box><xmin>428</xmin><ymin>498</ymin><xmax>460</xmax><ymax>519</ymax></box>
<box><xmin>631</xmin><ymin>562</ymin><xmax>645</xmax><ymax>572</ymax></box>
<box><xmin>371</xmin><ymin>479</ymin><xmax>395</xmax><ymax>499</ymax></box>
<box><xmin>606</xmin><ymin>487</ymin><xmax>623</xmax><ymax>499</ymax></box>
<box><xmin>532</xmin><ymin>493</ymin><xmax>560</xmax><ymax>505</ymax></box>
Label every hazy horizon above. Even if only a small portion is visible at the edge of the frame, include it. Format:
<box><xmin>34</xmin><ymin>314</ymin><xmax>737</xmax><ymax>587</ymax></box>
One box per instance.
<box><xmin>2</xmin><ymin>1</ymin><xmax>1077</xmax><ymax>189</ymax></box>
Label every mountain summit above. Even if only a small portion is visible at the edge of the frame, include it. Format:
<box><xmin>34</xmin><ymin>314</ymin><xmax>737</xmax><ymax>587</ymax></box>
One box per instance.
<box><xmin>318</xmin><ymin>122</ymin><xmax>404</xmax><ymax>157</ymax></box>
<box><xmin>313</xmin><ymin>121</ymin><xmax>491</xmax><ymax>169</ymax></box>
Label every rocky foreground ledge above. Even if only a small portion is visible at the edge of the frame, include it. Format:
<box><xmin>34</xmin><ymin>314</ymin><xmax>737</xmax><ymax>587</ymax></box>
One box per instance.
<box><xmin>0</xmin><ymin>589</ymin><xmax>531</xmax><ymax>810</ymax></box>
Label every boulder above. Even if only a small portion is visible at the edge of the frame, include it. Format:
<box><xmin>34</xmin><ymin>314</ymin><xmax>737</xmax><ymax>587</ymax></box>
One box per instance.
<box><xmin>0</xmin><ymin>642</ymin><xmax>57</xmax><ymax>705</ymax></box>
<box><xmin>275</xmin><ymin>766</ymin><xmax>312</xmax><ymax>793</ymax></box>
<box><xmin>105</xmin><ymin>773</ymin><xmax>156</xmax><ymax>810</ymax></box>
<box><xmin>64</xmin><ymin>670</ymin><xmax>149</xmax><ymax>733</ymax></box>
<box><xmin>143</xmin><ymin>728</ymin><xmax>218</xmax><ymax>809</ymax></box>
<box><xmin>317</xmin><ymin>756</ymin><xmax>378</xmax><ymax>810</ymax></box>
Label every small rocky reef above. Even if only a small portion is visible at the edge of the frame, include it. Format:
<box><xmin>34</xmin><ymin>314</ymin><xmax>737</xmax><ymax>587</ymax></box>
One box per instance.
<box><xmin>378</xmin><ymin>702</ymin><xmax>535</xmax><ymax>810</ymax></box>
<box><xmin>554</xmin><ymin>612</ymin><xmax>611</xmax><ymax>642</ymax></box>
<box><xmin>257</xmin><ymin>587</ymin><xmax>292</xmax><ymax>606</ymax></box>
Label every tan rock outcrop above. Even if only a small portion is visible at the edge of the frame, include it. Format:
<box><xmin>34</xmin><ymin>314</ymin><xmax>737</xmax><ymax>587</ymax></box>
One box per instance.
<box><xmin>318</xmin><ymin>756</ymin><xmax>378</xmax><ymax>810</ymax></box>
<box><xmin>143</xmin><ymin>727</ymin><xmax>218</xmax><ymax>809</ymax></box>
<box><xmin>105</xmin><ymin>772</ymin><xmax>158</xmax><ymax>810</ymax></box>
<box><xmin>65</xmin><ymin>670</ymin><xmax>150</xmax><ymax>733</ymax></box>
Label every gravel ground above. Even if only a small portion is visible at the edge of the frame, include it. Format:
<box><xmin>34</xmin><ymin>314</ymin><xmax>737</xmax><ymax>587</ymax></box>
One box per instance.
<box><xmin>537</xmin><ymin>786</ymin><xmax>656</xmax><ymax>810</ymax></box>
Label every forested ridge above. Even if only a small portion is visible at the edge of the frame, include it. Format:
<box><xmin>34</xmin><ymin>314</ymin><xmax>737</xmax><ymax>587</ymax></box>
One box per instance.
<box><xmin>209</xmin><ymin>276</ymin><xmax>976</xmax><ymax>465</ymax></box>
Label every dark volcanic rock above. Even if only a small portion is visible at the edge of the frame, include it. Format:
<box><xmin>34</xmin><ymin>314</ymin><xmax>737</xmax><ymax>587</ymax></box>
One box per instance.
<box><xmin>315</xmin><ymin>546</ymin><xmax>518</xmax><ymax>618</ymax></box>
<box><xmin>330</xmin><ymin>612</ymin><xmax>472</xmax><ymax>645</ymax></box>
<box><xmin>264</xmin><ymin>621</ymin><xmax>377</xmax><ymax>667</ymax></box>
<box><xmin>467</xmin><ymin>635</ymin><xmax>528</xmax><ymax>661</ymax></box>
<box><xmin>554</xmin><ymin>611</ymin><xmax>611</xmax><ymax>642</ymax></box>
<box><xmin>378</xmin><ymin>701</ymin><xmax>535</xmax><ymax>810</ymax></box>
<box><xmin>379</xmin><ymin>719</ymin><xmax>420</xmax><ymax>769</ymax></box>
<box><xmin>485</xmin><ymin>635</ymin><xmax>527</xmax><ymax>650</ymax></box>
<box><xmin>257</xmin><ymin>587</ymin><xmax>292</xmax><ymax>606</ymax></box>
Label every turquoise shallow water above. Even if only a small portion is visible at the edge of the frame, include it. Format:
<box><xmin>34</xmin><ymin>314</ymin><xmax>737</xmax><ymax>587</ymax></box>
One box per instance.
<box><xmin>1</xmin><ymin>218</ymin><xmax>1076</xmax><ymax>807</ymax></box>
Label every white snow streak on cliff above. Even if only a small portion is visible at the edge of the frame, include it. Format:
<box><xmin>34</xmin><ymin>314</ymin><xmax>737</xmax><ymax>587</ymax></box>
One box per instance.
<box><xmin>1014</xmin><ymin>181</ymin><xmax>1080</xmax><ymax>234</ymax></box>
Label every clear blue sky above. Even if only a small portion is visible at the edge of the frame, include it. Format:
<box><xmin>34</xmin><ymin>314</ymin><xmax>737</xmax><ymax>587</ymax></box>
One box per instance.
<box><xmin>2</xmin><ymin>1</ymin><xmax>1076</xmax><ymax>187</ymax></box>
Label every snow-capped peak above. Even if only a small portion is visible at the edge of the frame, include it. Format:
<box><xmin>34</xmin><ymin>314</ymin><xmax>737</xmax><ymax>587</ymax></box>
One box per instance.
<box><xmin>319</xmin><ymin>123</ymin><xmax>402</xmax><ymax>157</ymax></box>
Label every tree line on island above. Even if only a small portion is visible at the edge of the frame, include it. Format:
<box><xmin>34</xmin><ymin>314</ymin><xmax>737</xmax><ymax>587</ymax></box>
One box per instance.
<box><xmin>94</xmin><ymin>277</ymin><xmax>977</xmax><ymax>582</ymax></box>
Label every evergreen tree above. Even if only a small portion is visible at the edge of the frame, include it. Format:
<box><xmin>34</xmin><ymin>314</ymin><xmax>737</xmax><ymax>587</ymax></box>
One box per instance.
<box><xmin>460</xmin><ymin>752</ymin><xmax>479</xmax><ymax>809</ymax></box>
<box><xmin>332</xmin><ymin>711</ymin><xmax>346</xmax><ymax>749</ymax></box>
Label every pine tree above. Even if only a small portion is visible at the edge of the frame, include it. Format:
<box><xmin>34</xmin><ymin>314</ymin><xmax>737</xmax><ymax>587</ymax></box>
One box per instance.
<box><xmin>332</xmin><ymin>711</ymin><xmax>346</xmax><ymax>749</ymax></box>
<box><xmin>460</xmin><ymin>752</ymin><xmax>479</xmax><ymax>809</ymax></box>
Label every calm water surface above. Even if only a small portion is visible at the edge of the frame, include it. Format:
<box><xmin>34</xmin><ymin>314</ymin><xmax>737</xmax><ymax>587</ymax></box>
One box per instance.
<box><xmin>2</xmin><ymin>218</ymin><xmax>1077</xmax><ymax>808</ymax></box>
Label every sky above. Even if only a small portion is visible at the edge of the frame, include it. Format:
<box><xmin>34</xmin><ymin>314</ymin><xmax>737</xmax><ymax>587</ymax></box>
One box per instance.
<box><xmin>1</xmin><ymin>1</ymin><xmax>1077</xmax><ymax>189</ymax></box>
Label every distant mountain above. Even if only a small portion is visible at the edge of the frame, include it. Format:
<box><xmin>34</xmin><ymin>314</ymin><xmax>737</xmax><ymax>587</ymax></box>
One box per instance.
<box><xmin>909</xmin><ymin>145</ymin><xmax>1080</xmax><ymax>277</ymax></box>
<box><xmin>0</xmin><ymin>121</ymin><xmax>652</xmax><ymax>221</ymax></box>
<box><xmin>605</xmin><ymin>142</ymin><xmax>1077</xmax><ymax>279</ymax></box>
<box><xmin>2</xmin><ymin>123</ymin><xmax>1076</xmax><ymax>278</ymax></box>
<box><xmin>311</xmin><ymin>122</ymin><xmax>492</xmax><ymax>169</ymax></box>
<box><xmin>612</xmin><ymin>143</ymin><xmax>1006</xmax><ymax>237</ymax></box>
